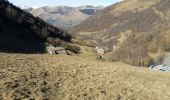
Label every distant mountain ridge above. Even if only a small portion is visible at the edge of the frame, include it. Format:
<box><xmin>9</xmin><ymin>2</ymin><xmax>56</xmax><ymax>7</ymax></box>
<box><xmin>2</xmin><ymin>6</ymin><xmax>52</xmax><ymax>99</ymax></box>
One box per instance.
<box><xmin>25</xmin><ymin>5</ymin><xmax>104</xmax><ymax>29</ymax></box>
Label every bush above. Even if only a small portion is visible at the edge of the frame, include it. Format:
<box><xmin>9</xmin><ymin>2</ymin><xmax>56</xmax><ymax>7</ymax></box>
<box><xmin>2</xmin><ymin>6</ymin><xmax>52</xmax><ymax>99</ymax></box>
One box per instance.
<box><xmin>112</xmin><ymin>33</ymin><xmax>152</xmax><ymax>67</ymax></box>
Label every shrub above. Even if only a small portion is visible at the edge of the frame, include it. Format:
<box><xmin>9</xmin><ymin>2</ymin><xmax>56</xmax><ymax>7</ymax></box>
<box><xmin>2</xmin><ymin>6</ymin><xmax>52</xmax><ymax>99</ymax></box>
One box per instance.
<box><xmin>112</xmin><ymin>33</ymin><xmax>152</xmax><ymax>67</ymax></box>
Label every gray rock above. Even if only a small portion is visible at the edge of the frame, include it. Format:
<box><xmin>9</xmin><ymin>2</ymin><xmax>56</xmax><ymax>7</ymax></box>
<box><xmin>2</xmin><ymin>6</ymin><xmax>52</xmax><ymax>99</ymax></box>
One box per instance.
<box><xmin>66</xmin><ymin>50</ymin><xmax>75</xmax><ymax>55</ymax></box>
<box><xmin>46</xmin><ymin>46</ymin><xmax>67</xmax><ymax>55</ymax></box>
<box><xmin>149</xmin><ymin>64</ymin><xmax>170</xmax><ymax>72</ymax></box>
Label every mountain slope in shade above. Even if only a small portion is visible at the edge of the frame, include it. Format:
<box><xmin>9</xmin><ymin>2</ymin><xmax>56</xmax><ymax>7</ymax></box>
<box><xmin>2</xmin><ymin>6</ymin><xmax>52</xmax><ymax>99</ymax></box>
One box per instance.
<box><xmin>0</xmin><ymin>0</ymin><xmax>80</xmax><ymax>53</ymax></box>
<box><xmin>69</xmin><ymin>0</ymin><xmax>170</xmax><ymax>66</ymax></box>
<box><xmin>26</xmin><ymin>5</ymin><xmax>104</xmax><ymax>30</ymax></box>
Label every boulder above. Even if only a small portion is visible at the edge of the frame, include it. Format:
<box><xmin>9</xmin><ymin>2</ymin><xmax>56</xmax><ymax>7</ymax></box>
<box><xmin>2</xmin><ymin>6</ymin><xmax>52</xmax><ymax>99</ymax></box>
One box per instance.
<box><xmin>54</xmin><ymin>38</ymin><xmax>81</xmax><ymax>53</ymax></box>
<box><xmin>65</xmin><ymin>50</ymin><xmax>75</xmax><ymax>55</ymax></box>
<box><xmin>61</xmin><ymin>43</ymin><xmax>81</xmax><ymax>53</ymax></box>
<box><xmin>46</xmin><ymin>46</ymin><xmax>67</xmax><ymax>55</ymax></box>
<box><xmin>54</xmin><ymin>47</ymin><xmax>67</xmax><ymax>55</ymax></box>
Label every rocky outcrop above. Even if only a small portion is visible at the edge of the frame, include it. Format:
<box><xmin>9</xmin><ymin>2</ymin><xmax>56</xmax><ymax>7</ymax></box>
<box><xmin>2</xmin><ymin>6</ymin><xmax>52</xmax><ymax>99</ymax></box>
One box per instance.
<box><xmin>46</xmin><ymin>46</ymin><xmax>67</xmax><ymax>55</ymax></box>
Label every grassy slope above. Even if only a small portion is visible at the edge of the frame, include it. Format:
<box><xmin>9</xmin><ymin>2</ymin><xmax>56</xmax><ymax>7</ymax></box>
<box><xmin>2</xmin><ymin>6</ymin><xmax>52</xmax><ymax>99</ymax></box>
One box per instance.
<box><xmin>69</xmin><ymin>0</ymin><xmax>170</xmax><ymax>66</ymax></box>
<box><xmin>1</xmin><ymin>52</ymin><xmax>170</xmax><ymax>100</ymax></box>
<box><xmin>69</xmin><ymin>0</ymin><xmax>170</xmax><ymax>47</ymax></box>
<box><xmin>70</xmin><ymin>0</ymin><xmax>161</xmax><ymax>32</ymax></box>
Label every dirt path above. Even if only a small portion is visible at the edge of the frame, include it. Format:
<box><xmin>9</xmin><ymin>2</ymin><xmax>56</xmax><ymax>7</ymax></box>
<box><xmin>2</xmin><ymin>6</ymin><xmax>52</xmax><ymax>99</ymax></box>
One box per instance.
<box><xmin>0</xmin><ymin>53</ymin><xmax>170</xmax><ymax>100</ymax></box>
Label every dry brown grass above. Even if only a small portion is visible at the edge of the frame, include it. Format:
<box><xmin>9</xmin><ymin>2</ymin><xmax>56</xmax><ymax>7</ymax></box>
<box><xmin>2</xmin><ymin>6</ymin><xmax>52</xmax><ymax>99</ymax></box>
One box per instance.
<box><xmin>1</xmin><ymin>52</ymin><xmax>170</xmax><ymax>100</ymax></box>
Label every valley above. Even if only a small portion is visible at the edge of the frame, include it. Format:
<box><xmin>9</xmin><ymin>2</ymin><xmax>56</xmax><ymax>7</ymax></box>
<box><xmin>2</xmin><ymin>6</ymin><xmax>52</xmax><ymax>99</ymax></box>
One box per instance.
<box><xmin>1</xmin><ymin>0</ymin><xmax>170</xmax><ymax>99</ymax></box>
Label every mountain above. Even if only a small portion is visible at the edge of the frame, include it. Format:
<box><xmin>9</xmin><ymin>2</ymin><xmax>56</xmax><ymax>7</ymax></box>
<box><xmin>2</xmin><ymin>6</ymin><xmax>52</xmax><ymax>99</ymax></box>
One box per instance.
<box><xmin>25</xmin><ymin>5</ymin><xmax>104</xmax><ymax>30</ymax></box>
<box><xmin>2</xmin><ymin>1</ymin><xmax>170</xmax><ymax>99</ymax></box>
<box><xmin>69</xmin><ymin>0</ymin><xmax>170</xmax><ymax>66</ymax></box>
<box><xmin>0</xmin><ymin>0</ymin><xmax>80</xmax><ymax>53</ymax></box>
<box><xmin>23</xmin><ymin>7</ymin><xmax>33</xmax><ymax>12</ymax></box>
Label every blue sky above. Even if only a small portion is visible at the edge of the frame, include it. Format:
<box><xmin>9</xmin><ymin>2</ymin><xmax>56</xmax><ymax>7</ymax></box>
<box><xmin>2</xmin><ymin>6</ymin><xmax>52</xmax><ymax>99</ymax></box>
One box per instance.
<box><xmin>8</xmin><ymin>0</ymin><xmax>121</xmax><ymax>8</ymax></box>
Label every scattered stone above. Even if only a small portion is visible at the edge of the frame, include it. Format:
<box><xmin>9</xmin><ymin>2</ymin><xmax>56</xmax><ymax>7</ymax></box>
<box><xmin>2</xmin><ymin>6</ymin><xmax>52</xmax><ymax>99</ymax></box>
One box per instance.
<box><xmin>83</xmin><ymin>93</ymin><xmax>88</xmax><ymax>97</ymax></box>
<box><xmin>0</xmin><ymin>95</ymin><xmax>3</xmax><ymax>100</ymax></box>
<box><xmin>149</xmin><ymin>64</ymin><xmax>170</xmax><ymax>72</ymax></box>
<box><xmin>10</xmin><ymin>81</ymin><xmax>20</xmax><ymax>89</ymax></box>
<box><xmin>100</xmin><ymin>90</ymin><xmax>106</xmax><ymax>95</ymax></box>
<box><xmin>41</xmin><ymin>85</ymin><xmax>51</xmax><ymax>93</ymax></box>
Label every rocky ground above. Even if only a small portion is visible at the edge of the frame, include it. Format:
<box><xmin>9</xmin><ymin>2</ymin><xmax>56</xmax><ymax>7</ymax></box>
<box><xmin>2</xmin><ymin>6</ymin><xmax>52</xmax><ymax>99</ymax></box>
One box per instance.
<box><xmin>0</xmin><ymin>51</ymin><xmax>170</xmax><ymax>100</ymax></box>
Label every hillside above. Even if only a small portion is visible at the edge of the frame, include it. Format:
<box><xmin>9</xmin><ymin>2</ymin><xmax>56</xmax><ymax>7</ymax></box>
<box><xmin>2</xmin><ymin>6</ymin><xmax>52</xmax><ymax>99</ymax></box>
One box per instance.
<box><xmin>26</xmin><ymin>5</ymin><xmax>104</xmax><ymax>30</ymax></box>
<box><xmin>69</xmin><ymin>0</ymin><xmax>170</xmax><ymax>66</ymax></box>
<box><xmin>1</xmin><ymin>52</ymin><xmax>170</xmax><ymax>100</ymax></box>
<box><xmin>0</xmin><ymin>0</ymin><xmax>80</xmax><ymax>53</ymax></box>
<box><xmin>1</xmin><ymin>1</ymin><xmax>170</xmax><ymax>99</ymax></box>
